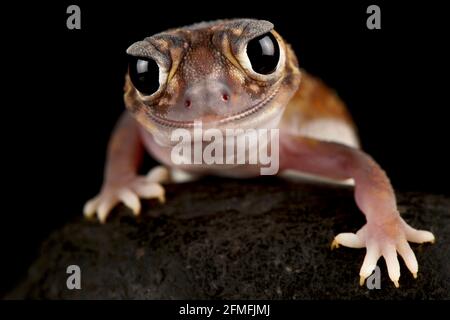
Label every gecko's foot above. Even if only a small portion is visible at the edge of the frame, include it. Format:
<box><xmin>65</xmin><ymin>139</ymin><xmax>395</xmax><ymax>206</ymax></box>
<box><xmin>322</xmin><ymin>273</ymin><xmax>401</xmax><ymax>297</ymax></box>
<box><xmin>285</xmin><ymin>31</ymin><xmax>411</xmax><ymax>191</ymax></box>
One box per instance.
<box><xmin>331</xmin><ymin>216</ymin><xmax>435</xmax><ymax>288</ymax></box>
<box><xmin>83</xmin><ymin>166</ymin><xmax>169</xmax><ymax>223</ymax></box>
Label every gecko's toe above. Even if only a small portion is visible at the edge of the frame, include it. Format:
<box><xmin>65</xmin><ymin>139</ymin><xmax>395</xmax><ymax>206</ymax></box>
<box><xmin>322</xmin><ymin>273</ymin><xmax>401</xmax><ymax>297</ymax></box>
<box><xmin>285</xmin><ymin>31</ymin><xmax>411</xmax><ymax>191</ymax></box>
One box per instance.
<box><xmin>403</xmin><ymin>223</ymin><xmax>435</xmax><ymax>244</ymax></box>
<box><xmin>97</xmin><ymin>196</ymin><xmax>119</xmax><ymax>223</ymax></box>
<box><xmin>333</xmin><ymin>232</ymin><xmax>365</xmax><ymax>249</ymax></box>
<box><xmin>397</xmin><ymin>238</ymin><xmax>419</xmax><ymax>278</ymax></box>
<box><xmin>359</xmin><ymin>241</ymin><xmax>380</xmax><ymax>286</ymax></box>
<box><xmin>382</xmin><ymin>244</ymin><xmax>401</xmax><ymax>288</ymax></box>
<box><xmin>132</xmin><ymin>180</ymin><xmax>165</xmax><ymax>202</ymax></box>
<box><xmin>83</xmin><ymin>196</ymin><xmax>100</xmax><ymax>218</ymax></box>
<box><xmin>118</xmin><ymin>188</ymin><xmax>141</xmax><ymax>216</ymax></box>
<box><xmin>146</xmin><ymin>165</ymin><xmax>170</xmax><ymax>183</ymax></box>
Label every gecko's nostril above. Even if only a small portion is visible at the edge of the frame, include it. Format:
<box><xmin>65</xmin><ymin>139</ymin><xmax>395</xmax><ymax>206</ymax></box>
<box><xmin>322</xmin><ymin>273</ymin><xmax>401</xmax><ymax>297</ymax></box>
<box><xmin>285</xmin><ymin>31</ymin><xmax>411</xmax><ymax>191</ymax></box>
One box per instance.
<box><xmin>222</xmin><ymin>93</ymin><xmax>230</xmax><ymax>102</ymax></box>
<box><xmin>183</xmin><ymin>80</ymin><xmax>232</xmax><ymax>113</ymax></box>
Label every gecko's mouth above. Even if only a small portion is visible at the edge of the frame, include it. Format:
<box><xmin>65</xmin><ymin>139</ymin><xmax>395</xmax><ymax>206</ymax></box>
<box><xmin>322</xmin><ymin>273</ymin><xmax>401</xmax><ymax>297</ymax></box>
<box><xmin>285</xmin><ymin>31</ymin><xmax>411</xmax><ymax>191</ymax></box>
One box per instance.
<box><xmin>145</xmin><ymin>83</ymin><xmax>281</xmax><ymax>129</ymax></box>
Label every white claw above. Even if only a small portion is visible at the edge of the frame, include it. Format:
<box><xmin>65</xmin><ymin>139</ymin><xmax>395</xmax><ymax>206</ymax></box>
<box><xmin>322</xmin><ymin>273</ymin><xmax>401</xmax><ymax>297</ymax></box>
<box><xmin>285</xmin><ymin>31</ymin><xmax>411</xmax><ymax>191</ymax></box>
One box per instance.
<box><xmin>97</xmin><ymin>197</ymin><xmax>118</xmax><ymax>223</ymax></box>
<box><xmin>147</xmin><ymin>166</ymin><xmax>170</xmax><ymax>183</ymax></box>
<box><xmin>359</xmin><ymin>276</ymin><xmax>366</xmax><ymax>286</ymax></box>
<box><xmin>359</xmin><ymin>242</ymin><xmax>380</xmax><ymax>283</ymax></box>
<box><xmin>335</xmin><ymin>233</ymin><xmax>365</xmax><ymax>248</ymax></box>
<box><xmin>118</xmin><ymin>189</ymin><xmax>141</xmax><ymax>215</ymax></box>
<box><xmin>331</xmin><ymin>239</ymin><xmax>339</xmax><ymax>250</ymax></box>
<box><xmin>134</xmin><ymin>182</ymin><xmax>165</xmax><ymax>200</ymax></box>
<box><xmin>83</xmin><ymin>196</ymin><xmax>100</xmax><ymax>218</ymax></box>
<box><xmin>397</xmin><ymin>239</ymin><xmax>419</xmax><ymax>277</ymax></box>
<box><xmin>383</xmin><ymin>244</ymin><xmax>401</xmax><ymax>287</ymax></box>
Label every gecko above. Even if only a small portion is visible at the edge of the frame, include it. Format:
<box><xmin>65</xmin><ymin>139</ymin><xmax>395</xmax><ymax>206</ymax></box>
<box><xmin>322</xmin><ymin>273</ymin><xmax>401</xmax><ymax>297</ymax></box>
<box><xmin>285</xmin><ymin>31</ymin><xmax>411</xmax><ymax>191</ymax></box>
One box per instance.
<box><xmin>83</xmin><ymin>19</ymin><xmax>435</xmax><ymax>288</ymax></box>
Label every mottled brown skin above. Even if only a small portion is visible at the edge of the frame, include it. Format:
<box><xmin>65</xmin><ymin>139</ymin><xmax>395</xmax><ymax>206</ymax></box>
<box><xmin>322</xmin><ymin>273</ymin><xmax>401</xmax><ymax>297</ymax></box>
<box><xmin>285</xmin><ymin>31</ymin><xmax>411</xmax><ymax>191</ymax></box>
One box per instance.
<box><xmin>283</xmin><ymin>71</ymin><xmax>356</xmax><ymax>127</ymax></box>
<box><xmin>84</xmin><ymin>19</ymin><xmax>435</xmax><ymax>289</ymax></box>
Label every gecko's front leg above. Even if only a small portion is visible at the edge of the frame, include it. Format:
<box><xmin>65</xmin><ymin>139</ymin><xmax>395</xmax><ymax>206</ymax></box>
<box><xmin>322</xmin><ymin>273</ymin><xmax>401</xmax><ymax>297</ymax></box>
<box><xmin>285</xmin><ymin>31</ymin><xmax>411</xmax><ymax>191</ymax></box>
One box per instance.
<box><xmin>83</xmin><ymin>112</ymin><xmax>168</xmax><ymax>223</ymax></box>
<box><xmin>280</xmin><ymin>133</ymin><xmax>435</xmax><ymax>287</ymax></box>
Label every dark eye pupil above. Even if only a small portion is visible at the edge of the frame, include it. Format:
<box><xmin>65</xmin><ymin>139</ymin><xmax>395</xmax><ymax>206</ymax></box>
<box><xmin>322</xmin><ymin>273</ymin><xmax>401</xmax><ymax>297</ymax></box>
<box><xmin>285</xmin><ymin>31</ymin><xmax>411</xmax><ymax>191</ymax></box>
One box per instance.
<box><xmin>128</xmin><ymin>56</ymin><xmax>160</xmax><ymax>95</ymax></box>
<box><xmin>246</xmin><ymin>32</ymin><xmax>280</xmax><ymax>75</ymax></box>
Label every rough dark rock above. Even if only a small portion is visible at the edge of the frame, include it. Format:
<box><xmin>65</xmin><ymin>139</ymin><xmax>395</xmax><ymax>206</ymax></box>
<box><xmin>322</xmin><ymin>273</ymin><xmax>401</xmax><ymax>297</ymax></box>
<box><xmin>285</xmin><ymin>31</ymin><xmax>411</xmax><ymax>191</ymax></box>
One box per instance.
<box><xmin>7</xmin><ymin>177</ymin><xmax>450</xmax><ymax>299</ymax></box>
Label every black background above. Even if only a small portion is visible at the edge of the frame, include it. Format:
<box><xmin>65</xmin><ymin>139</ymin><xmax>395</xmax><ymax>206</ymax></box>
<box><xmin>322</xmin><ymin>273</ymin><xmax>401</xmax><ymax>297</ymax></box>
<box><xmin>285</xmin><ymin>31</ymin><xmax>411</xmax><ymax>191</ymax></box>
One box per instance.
<box><xmin>2</xmin><ymin>1</ymin><xmax>449</xmax><ymax>296</ymax></box>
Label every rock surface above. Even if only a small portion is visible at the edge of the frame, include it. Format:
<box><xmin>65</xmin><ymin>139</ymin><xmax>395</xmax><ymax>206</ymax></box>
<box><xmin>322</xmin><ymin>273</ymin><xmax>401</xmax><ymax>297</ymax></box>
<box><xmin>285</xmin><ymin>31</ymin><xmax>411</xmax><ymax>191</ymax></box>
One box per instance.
<box><xmin>7</xmin><ymin>177</ymin><xmax>450</xmax><ymax>299</ymax></box>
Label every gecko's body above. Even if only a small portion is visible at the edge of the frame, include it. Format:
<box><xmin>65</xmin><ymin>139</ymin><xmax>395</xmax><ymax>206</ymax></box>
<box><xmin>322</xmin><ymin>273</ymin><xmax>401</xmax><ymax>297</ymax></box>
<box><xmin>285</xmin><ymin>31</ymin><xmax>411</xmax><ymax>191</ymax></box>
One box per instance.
<box><xmin>84</xmin><ymin>19</ymin><xmax>434</xmax><ymax>287</ymax></box>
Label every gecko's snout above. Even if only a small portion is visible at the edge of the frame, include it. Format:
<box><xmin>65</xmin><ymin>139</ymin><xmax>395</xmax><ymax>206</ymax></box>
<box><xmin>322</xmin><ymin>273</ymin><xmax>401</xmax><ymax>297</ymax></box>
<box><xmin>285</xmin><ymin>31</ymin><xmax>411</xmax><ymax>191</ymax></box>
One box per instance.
<box><xmin>182</xmin><ymin>79</ymin><xmax>233</xmax><ymax>115</ymax></box>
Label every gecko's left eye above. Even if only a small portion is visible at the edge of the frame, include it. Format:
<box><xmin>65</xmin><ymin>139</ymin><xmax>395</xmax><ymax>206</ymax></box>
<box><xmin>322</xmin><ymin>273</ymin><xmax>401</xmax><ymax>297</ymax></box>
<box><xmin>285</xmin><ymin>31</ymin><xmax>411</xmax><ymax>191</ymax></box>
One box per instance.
<box><xmin>128</xmin><ymin>56</ymin><xmax>161</xmax><ymax>96</ymax></box>
<box><xmin>246</xmin><ymin>32</ymin><xmax>280</xmax><ymax>75</ymax></box>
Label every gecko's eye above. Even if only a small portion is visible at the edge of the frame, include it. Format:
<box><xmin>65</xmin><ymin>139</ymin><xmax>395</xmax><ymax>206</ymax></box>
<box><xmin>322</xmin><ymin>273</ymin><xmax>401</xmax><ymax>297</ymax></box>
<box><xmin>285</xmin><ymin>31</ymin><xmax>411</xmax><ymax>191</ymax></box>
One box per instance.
<box><xmin>246</xmin><ymin>32</ymin><xmax>280</xmax><ymax>75</ymax></box>
<box><xmin>128</xmin><ymin>56</ymin><xmax>160</xmax><ymax>96</ymax></box>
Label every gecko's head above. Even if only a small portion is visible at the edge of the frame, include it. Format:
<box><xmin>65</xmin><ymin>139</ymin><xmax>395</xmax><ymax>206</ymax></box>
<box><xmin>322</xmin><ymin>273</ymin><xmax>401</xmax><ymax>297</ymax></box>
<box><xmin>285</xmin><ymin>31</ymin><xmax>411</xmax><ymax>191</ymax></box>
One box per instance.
<box><xmin>125</xmin><ymin>19</ymin><xmax>301</xmax><ymax>144</ymax></box>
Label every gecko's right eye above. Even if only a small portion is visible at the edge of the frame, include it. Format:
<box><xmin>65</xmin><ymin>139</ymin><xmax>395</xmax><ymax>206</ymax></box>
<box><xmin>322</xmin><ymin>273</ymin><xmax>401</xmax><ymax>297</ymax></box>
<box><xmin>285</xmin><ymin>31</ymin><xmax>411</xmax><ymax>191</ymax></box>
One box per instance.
<box><xmin>246</xmin><ymin>32</ymin><xmax>280</xmax><ymax>75</ymax></box>
<box><xmin>128</xmin><ymin>56</ymin><xmax>160</xmax><ymax>96</ymax></box>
